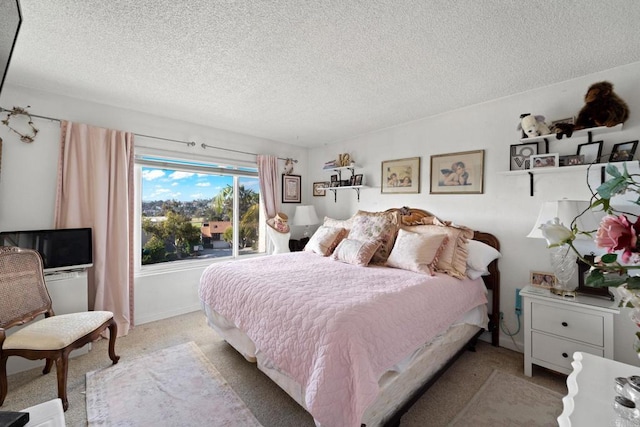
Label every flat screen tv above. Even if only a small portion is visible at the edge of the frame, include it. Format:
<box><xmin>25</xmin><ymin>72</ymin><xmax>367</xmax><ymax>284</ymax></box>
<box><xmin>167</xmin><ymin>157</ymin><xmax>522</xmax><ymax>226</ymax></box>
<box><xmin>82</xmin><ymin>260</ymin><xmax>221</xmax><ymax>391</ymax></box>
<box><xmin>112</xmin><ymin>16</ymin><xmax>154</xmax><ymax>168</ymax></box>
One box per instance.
<box><xmin>0</xmin><ymin>228</ymin><xmax>93</xmax><ymax>273</ymax></box>
<box><xmin>0</xmin><ymin>0</ymin><xmax>22</xmax><ymax>97</ymax></box>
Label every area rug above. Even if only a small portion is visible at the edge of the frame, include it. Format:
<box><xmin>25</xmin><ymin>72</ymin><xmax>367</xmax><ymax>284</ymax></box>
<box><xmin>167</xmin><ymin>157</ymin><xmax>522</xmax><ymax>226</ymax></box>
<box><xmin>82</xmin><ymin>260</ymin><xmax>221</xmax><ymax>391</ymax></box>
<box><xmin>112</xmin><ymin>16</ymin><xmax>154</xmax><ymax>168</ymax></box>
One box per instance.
<box><xmin>85</xmin><ymin>341</ymin><xmax>263</xmax><ymax>426</ymax></box>
<box><xmin>447</xmin><ymin>370</ymin><xmax>563</xmax><ymax>426</ymax></box>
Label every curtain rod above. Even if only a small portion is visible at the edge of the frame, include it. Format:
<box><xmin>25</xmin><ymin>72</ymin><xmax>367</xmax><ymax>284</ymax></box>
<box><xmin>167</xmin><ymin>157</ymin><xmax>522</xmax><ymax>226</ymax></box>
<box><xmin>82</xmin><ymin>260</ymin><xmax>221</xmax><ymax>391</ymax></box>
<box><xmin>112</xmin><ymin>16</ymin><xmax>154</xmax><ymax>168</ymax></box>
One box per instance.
<box><xmin>0</xmin><ymin>106</ymin><xmax>297</xmax><ymax>163</ymax></box>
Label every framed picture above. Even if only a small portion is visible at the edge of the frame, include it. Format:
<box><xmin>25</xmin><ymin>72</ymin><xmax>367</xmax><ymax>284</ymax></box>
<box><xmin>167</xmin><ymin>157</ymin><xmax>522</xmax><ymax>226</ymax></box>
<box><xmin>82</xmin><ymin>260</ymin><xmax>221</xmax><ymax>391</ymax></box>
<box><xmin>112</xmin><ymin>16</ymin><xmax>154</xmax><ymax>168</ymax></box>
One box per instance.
<box><xmin>530</xmin><ymin>153</ymin><xmax>559</xmax><ymax>168</ymax></box>
<box><xmin>577</xmin><ymin>140</ymin><xmax>603</xmax><ymax>164</ymax></box>
<box><xmin>381</xmin><ymin>157</ymin><xmax>420</xmax><ymax>194</ymax></box>
<box><xmin>530</xmin><ymin>271</ymin><xmax>556</xmax><ymax>289</ymax></box>
<box><xmin>430</xmin><ymin>150</ymin><xmax>484</xmax><ymax>194</ymax></box>
<box><xmin>313</xmin><ymin>181</ymin><xmax>328</xmax><ymax>196</ymax></box>
<box><xmin>609</xmin><ymin>140</ymin><xmax>639</xmax><ymax>162</ymax></box>
<box><xmin>510</xmin><ymin>142</ymin><xmax>538</xmax><ymax>170</ymax></box>
<box><xmin>330</xmin><ymin>174</ymin><xmax>338</xmax><ymax>182</ymax></box>
<box><xmin>330</xmin><ymin>181</ymin><xmax>340</xmax><ymax>188</ymax></box>
<box><xmin>282</xmin><ymin>174</ymin><xmax>301</xmax><ymax>203</ymax></box>
<box><xmin>577</xmin><ymin>255</ymin><xmax>612</xmax><ymax>299</ymax></box>
<box><xmin>354</xmin><ymin>174</ymin><xmax>363</xmax><ymax>186</ymax></box>
<box><xmin>559</xmin><ymin>154</ymin><xmax>584</xmax><ymax>167</ymax></box>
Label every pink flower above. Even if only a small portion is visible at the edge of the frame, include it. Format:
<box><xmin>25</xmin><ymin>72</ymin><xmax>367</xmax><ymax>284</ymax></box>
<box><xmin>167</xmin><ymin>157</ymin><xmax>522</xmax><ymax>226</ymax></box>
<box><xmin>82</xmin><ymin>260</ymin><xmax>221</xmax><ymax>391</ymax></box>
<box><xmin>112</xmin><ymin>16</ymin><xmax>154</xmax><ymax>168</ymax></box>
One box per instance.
<box><xmin>596</xmin><ymin>214</ymin><xmax>640</xmax><ymax>263</ymax></box>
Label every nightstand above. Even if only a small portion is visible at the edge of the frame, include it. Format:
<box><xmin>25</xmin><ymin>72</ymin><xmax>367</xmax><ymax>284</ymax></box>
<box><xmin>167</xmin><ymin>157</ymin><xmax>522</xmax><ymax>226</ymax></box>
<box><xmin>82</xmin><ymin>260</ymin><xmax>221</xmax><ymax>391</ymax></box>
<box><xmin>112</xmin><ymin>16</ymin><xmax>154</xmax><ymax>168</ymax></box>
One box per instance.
<box><xmin>288</xmin><ymin>237</ymin><xmax>309</xmax><ymax>252</ymax></box>
<box><xmin>521</xmin><ymin>285</ymin><xmax>619</xmax><ymax>376</ymax></box>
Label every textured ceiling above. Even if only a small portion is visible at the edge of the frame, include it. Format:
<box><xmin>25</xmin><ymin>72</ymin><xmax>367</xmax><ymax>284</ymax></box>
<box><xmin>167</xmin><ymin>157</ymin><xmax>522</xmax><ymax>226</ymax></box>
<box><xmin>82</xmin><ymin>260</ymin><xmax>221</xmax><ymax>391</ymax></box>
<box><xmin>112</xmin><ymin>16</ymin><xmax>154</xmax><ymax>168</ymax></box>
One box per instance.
<box><xmin>5</xmin><ymin>1</ymin><xmax>640</xmax><ymax>147</ymax></box>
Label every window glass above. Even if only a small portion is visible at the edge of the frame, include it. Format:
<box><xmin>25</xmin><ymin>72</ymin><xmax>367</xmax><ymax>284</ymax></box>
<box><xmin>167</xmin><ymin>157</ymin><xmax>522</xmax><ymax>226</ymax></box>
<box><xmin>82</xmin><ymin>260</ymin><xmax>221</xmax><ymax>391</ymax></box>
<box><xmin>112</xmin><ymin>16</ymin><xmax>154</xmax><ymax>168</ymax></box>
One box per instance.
<box><xmin>139</xmin><ymin>158</ymin><xmax>262</xmax><ymax>266</ymax></box>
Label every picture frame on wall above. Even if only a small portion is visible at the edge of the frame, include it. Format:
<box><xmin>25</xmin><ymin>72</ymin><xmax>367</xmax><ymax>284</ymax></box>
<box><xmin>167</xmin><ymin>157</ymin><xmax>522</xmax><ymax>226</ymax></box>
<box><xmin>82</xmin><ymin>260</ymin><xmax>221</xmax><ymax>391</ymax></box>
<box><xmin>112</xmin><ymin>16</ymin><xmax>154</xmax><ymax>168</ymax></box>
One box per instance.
<box><xmin>381</xmin><ymin>157</ymin><xmax>420</xmax><ymax>194</ymax></box>
<box><xmin>313</xmin><ymin>181</ymin><xmax>328</xmax><ymax>197</ymax></box>
<box><xmin>577</xmin><ymin>140</ymin><xmax>603</xmax><ymax>164</ymax></box>
<box><xmin>354</xmin><ymin>174</ymin><xmax>363</xmax><ymax>186</ymax></box>
<box><xmin>510</xmin><ymin>142</ymin><xmax>538</xmax><ymax>170</ymax></box>
<box><xmin>430</xmin><ymin>149</ymin><xmax>484</xmax><ymax>195</ymax></box>
<box><xmin>282</xmin><ymin>174</ymin><xmax>301</xmax><ymax>203</ymax></box>
<box><xmin>559</xmin><ymin>154</ymin><xmax>584</xmax><ymax>167</ymax></box>
<box><xmin>609</xmin><ymin>140</ymin><xmax>639</xmax><ymax>162</ymax></box>
<box><xmin>530</xmin><ymin>153</ymin><xmax>559</xmax><ymax>168</ymax></box>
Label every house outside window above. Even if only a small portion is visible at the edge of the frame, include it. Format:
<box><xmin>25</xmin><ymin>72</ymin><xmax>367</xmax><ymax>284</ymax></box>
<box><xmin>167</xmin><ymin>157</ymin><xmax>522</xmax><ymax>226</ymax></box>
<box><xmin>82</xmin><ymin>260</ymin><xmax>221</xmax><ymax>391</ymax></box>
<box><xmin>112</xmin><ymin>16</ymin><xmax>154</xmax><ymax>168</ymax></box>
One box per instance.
<box><xmin>136</xmin><ymin>155</ymin><xmax>263</xmax><ymax>267</ymax></box>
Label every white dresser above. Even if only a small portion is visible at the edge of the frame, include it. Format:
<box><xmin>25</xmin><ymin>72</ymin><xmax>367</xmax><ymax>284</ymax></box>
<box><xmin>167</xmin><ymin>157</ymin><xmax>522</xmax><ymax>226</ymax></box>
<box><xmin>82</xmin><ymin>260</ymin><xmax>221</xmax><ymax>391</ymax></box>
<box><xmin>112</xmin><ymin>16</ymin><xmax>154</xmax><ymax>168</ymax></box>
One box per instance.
<box><xmin>558</xmin><ymin>351</ymin><xmax>640</xmax><ymax>426</ymax></box>
<box><xmin>521</xmin><ymin>285</ymin><xmax>619</xmax><ymax>376</ymax></box>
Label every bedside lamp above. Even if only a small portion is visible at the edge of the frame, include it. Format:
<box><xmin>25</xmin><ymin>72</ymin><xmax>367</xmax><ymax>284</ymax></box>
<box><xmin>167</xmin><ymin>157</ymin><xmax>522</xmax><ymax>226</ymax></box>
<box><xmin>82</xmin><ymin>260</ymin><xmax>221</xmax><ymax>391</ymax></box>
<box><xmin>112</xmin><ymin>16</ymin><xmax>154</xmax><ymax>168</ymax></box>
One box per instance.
<box><xmin>292</xmin><ymin>205</ymin><xmax>319</xmax><ymax>238</ymax></box>
<box><xmin>527</xmin><ymin>200</ymin><xmax>604</xmax><ymax>296</ymax></box>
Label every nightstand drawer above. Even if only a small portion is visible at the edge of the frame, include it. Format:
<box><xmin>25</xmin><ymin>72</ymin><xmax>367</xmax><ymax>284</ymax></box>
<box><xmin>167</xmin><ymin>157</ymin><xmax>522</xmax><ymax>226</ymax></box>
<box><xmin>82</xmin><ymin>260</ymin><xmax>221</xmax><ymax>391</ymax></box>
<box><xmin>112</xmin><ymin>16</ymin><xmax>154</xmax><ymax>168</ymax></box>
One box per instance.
<box><xmin>531</xmin><ymin>302</ymin><xmax>604</xmax><ymax>346</ymax></box>
<box><xmin>532</xmin><ymin>332</ymin><xmax>604</xmax><ymax>371</ymax></box>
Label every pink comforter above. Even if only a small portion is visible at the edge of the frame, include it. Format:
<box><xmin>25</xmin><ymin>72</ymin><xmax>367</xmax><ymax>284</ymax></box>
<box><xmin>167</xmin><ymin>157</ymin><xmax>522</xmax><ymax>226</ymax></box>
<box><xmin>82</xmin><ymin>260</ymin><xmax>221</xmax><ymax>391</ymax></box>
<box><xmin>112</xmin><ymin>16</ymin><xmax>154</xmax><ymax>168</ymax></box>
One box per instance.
<box><xmin>199</xmin><ymin>252</ymin><xmax>487</xmax><ymax>427</ymax></box>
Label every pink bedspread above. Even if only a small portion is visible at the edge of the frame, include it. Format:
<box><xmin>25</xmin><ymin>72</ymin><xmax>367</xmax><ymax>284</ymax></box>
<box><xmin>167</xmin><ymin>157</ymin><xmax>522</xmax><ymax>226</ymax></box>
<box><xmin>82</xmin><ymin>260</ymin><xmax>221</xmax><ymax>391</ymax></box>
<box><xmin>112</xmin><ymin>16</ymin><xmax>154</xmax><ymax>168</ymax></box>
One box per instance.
<box><xmin>199</xmin><ymin>252</ymin><xmax>487</xmax><ymax>427</ymax></box>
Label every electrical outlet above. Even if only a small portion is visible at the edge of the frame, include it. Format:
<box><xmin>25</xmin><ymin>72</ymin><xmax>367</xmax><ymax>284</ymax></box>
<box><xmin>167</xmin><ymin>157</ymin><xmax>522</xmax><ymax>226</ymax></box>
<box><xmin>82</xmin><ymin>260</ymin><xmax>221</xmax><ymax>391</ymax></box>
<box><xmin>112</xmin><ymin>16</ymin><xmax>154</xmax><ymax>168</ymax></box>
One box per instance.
<box><xmin>515</xmin><ymin>288</ymin><xmax>522</xmax><ymax>315</ymax></box>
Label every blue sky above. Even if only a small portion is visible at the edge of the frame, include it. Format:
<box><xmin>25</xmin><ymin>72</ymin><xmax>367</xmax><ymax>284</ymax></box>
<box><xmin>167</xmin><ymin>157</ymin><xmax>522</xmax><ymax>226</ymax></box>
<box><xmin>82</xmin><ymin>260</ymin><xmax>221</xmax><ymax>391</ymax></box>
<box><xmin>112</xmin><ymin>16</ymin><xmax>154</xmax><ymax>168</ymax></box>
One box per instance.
<box><xmin>141</xmin><ymin>167</ymin><xmax>260</xmax><ymax>202</ymax></box>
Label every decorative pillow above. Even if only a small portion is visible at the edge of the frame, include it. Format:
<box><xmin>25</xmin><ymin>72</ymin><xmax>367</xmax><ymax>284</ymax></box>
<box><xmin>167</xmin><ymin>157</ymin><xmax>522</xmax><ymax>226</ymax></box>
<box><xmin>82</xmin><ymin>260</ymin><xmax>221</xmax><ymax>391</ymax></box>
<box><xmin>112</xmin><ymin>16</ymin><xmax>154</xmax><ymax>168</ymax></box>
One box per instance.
<box><xmin>403</xmin><ymin>222</ymin><xmax>474</xmax><ymax>279</ymax></box>
<box><xmin>348</xmin><ymin>210</ymin><xmax>400</xmax><ymax>264</ymax></box>
<box><xmin>466</xmin><ymin>239</ymin><xmax>502</xmax><ymax>276</ymax></box>
<box><xmin>331</xmin><ymin>239</ymin><xmax>381</xmax><ymax>266</ymax></box>
<box><xmin>386</xmin><ymin>229</ymin><xmax>449</xmax><ymax>275</ymax></box>
<box><xmin>323</xmin><ymin>214</ymin><xmax>356</xmax><ymax>231</ymax></box>
<box><xmin>304</xmin><ymin>226</ymin><xmax>348</xmax><ymax>256</ymax></box>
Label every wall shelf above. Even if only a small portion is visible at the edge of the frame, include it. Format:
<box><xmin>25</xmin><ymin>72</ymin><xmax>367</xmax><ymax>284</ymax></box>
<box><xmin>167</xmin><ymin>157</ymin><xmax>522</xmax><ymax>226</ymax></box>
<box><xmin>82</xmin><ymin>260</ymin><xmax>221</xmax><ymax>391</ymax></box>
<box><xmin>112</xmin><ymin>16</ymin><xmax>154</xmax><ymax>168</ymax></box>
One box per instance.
<box><xmin>323</xmin><ymin>164</ymin><xmax>365</xmax><ymax>202</ymax></box>
<box><xmin>518</xmin><ymin>123</ymin><xmax>623</xmax><ymax>145</ymax></box>
<box><xmin>500</xmin><ymin>160</ymin><xmax>639</xmax><ymax>196</ymax></box>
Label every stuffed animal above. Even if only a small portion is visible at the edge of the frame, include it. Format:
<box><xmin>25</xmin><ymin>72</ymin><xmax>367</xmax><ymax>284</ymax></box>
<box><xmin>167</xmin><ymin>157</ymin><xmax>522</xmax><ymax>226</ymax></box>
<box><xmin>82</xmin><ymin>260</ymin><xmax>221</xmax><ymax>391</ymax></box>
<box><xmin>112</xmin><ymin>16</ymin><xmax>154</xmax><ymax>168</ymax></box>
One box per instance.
<box><xmin>517</xmin><ymin>113</ymin><xmax>551</xmax><ymax>138</ymax></box>
<box><xmin>574</xmin><ymin>81</ymin><xmax>629</xmax><ymax>130</ymax></box>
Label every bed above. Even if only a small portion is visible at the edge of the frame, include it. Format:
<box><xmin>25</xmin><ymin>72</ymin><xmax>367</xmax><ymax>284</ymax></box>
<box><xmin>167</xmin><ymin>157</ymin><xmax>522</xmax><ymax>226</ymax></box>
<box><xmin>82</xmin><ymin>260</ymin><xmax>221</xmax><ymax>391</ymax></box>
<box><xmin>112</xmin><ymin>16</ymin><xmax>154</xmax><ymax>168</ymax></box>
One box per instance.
<box><xmin>199</xmin><ymin>207</ymin><xmax>501</xmax><ymax>427</ymax></box>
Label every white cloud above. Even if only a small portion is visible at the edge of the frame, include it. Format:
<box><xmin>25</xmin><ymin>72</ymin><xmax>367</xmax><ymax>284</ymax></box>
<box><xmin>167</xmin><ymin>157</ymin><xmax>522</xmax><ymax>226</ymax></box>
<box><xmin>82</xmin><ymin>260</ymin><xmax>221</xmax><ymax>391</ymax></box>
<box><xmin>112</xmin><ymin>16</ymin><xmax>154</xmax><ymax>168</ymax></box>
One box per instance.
<box><xmin>169</xmin><ymin>171</ymin><xmax>194</xmax><ymax>180</ymax></box>
<box><xmin>196</xmin><ymin>182</ymin><xmax>211</xmax><ymax>187</ymax></box>
<box><xmin>142</xmin><ymin>169</ymin><xmax>165</xmax><ymax>181</ymax></box>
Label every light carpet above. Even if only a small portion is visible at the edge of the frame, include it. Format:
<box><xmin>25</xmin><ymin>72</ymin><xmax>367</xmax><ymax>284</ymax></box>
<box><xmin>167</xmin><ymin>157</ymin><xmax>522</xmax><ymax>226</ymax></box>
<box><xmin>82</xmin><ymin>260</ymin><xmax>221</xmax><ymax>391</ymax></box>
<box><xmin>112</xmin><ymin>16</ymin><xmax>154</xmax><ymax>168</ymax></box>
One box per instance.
<box><xmin>447</xmin><ymin>369</ymin><xmax>563</xmax><ymax>427</ymax></box>
<box><xmin>85</xmin><ymin>341</ymin><xmax>263</xmax><ymax>426</ymax></box>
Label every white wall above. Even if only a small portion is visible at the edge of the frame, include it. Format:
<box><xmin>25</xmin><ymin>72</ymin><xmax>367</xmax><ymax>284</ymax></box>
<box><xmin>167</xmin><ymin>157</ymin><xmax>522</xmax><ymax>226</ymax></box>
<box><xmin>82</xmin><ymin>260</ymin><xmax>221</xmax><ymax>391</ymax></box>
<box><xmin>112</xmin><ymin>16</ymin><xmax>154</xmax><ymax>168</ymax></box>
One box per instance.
<box><xmin>0</xmin><ymin>84</ymin><xmax>307</xmax><ymax>325</ymax></box>
<box><xmin>308</xmin><ymin>61</ymin><xmax>640</xmax><ymax>362</ymax></box>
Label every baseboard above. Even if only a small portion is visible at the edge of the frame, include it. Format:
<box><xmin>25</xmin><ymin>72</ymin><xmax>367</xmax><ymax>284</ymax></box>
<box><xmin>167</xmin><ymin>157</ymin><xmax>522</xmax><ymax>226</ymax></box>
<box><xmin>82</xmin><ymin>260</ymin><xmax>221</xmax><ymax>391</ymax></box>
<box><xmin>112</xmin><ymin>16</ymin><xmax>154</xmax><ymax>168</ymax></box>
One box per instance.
<box><xmin>135</xmin><ymin>304</ymin><xmax>201</xmax><ymax>325</ymax></box>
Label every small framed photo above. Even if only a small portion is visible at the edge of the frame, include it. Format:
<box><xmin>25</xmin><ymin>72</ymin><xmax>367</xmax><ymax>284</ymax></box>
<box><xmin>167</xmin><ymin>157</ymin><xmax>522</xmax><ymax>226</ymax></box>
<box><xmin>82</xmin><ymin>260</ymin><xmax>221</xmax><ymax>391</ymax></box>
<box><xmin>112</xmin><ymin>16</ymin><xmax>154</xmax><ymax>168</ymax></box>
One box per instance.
<box><xmin>330</xmin><ymin>174</ymin><xmax>339</xmax><ymax>182</ymax></box>
<box><xmin>559</xmin><ymin>154</ymin><xmax>584</xmax><ymax>167</ymax></box>
<box><xmin>530</xmin><ymin>153</ymin><xmax>559</xmax><ymax>168</ymax></box>
<box><xmin>354</xmin><ymin>174</ymin><xmax>363</xmax><ymax>186</ymax></box>
<box><xmin>431</xmin><ymin>150</ymin><xmax>484</xmax><ymax>194</ymax></box>
<box><xmin>510</xmin><ymin>142</ymin><xmax>538</xmax><ymax>170</ymax></box>
<box><xmin>531</xmin><ymin>271</ymin><xmax>556</xmax><ymax>288</ymax></box>
<box><xmin>330</xmin><ymin>181</ymin><xmax>340</xmax><ymax>188</ymax></box>
<box><xmin>381</xmin><ymin>157</ymin><xmax>420</xmax><ymax>194</ymax></box>
<box><xmin>609</xmin><ymin>140</ymin><xmax>639</xmax><ymax>162</ymax></box>
<box><xmin>313</xmin><ymin>181</ymin><xmax>328</xmax><ymax>196</ymax></box>
<box><xmin>577</xmin><ymin>140</ymin><xmax>603</xmax><ymax>164</ymax></box>
<box><xmin>282</xmin><ymin>174</ymin><xmax>301</xmax><ymax>203</ymax></box>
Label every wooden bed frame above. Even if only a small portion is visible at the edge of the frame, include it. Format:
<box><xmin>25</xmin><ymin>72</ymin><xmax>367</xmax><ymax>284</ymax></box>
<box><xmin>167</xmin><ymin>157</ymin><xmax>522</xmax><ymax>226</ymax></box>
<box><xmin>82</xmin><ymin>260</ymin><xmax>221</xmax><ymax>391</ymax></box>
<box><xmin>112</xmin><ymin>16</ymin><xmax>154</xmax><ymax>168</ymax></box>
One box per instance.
<box><xmin>378</xmin><ymin>207</ymin><xmax>501</xmax><ymax>427</ymax></box>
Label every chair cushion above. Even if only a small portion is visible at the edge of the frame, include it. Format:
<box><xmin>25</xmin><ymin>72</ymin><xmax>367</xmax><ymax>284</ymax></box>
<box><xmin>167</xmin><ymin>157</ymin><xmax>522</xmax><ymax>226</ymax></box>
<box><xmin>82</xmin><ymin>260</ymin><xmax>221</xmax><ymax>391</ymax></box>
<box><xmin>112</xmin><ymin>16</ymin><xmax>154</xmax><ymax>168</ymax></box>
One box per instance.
<box><xmin>3</xmin><ymin>311</ymin><xmax>113</xmax><ymax>350</ymax></box>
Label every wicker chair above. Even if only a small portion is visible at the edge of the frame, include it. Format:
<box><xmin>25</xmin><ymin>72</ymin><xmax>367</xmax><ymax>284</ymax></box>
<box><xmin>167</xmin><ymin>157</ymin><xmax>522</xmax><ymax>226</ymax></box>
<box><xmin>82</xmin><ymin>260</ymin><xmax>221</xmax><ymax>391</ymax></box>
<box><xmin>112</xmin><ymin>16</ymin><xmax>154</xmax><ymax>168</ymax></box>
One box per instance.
<box><xmin>0</xmin><ymin>246</ymin><xmax>119</xmax><ymax>411</ymax></box>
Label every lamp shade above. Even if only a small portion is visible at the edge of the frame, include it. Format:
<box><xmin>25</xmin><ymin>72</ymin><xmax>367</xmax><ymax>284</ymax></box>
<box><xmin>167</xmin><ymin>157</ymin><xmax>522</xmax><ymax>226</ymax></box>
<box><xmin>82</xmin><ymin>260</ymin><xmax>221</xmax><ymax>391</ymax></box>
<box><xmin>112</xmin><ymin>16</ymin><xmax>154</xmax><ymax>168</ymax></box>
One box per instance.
<box><xmin>292</xmin><ymin>205</ymin><xmax>319</xmax><ymax>226</ymax></box>
<box><xmin>527</xmin><ymin>200</ymin><xmax>604</xmax><ymax>240</ymax></box>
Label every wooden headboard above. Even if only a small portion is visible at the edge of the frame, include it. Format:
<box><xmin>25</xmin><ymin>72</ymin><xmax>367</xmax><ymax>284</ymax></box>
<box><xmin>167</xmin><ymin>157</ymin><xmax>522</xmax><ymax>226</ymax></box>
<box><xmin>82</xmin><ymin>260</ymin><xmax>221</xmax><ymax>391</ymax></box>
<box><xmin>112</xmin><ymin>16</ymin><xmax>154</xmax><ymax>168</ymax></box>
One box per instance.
<box><xmin>385</xmin><ymin>207</ymin><xmax>501</xmax><ymax>347</ymax></box>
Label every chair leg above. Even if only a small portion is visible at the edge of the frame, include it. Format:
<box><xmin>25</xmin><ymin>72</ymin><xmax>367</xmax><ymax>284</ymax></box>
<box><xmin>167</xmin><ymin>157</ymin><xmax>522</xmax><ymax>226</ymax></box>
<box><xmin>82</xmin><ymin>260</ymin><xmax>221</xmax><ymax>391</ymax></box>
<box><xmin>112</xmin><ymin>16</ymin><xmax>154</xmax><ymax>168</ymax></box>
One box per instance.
<box><xmin>55</xmin><ymin>354</ymin><xmax>70</xmax><ymax>411</ymax></box>
<box><xmin>107</xmin><ymin>319</ymin><xmax>120</xmax><ymax>365</ymax></box>
<box><xmin>0</xmin><ymin>356</ymin><xmax>7</xmax><ymax>406</ymax></box>
<box><xmin>43</xmin><ymin>358</ymin><xmax>54</xmax><ymax>375</ymax></box>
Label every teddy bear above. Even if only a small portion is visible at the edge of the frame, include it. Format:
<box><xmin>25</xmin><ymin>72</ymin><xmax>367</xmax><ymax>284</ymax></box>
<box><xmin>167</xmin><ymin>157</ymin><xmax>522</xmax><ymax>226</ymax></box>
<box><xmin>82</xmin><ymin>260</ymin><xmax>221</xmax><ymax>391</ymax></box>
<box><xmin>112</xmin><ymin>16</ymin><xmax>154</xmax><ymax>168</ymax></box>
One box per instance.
<box><xmin>573</xmin><ymin>81</ymin><xmax>629</xmax><ymax>130</ymax></box>
<box><xmin>517</xmin><ymin>113</ymin><xmax>551</xmax><ymax>138</ymax></box>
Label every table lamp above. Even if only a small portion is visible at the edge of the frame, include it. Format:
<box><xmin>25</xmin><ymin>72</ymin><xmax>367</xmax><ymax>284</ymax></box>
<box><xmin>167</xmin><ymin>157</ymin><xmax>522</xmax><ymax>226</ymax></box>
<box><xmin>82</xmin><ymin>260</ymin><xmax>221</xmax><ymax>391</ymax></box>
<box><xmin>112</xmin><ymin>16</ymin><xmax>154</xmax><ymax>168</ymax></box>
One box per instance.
<box><xmin>292</xmin><ymin>205</ymin><xmax>319</xmax><ymax>238</ymax></box>
<box><xmin>527</xmin><ymin>199</ymin><xmax>604</xmax><ymax>297</ymax></box>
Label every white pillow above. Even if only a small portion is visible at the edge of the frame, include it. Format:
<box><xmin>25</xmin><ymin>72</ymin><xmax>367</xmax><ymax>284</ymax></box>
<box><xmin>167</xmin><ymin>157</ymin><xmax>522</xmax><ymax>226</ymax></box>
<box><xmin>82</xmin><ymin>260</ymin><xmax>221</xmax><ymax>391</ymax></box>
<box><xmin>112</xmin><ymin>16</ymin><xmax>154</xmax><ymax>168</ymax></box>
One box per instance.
<box><xmin>466</xmin><ymin>240</ymin><xmax>501</xmax><ymax>276</ymax></box>
<box><xmin>466</xmin><ymin>268</ymin><xmax>485</xmax><ymax>280</ymax></box>
<box><xmin>386</xmin><ymin>229</ymin><xmax>448</xmax><ymax>275</ymax></box>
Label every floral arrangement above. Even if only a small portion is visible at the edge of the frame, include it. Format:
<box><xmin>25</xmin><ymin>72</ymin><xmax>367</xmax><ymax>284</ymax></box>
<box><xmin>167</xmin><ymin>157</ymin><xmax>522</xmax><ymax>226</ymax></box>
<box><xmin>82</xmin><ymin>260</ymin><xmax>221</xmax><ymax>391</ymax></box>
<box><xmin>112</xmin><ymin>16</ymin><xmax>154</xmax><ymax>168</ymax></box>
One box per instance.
<box><xmin>540</xmin><ymin>163</ymin><xmax>640</xmax><ymax>350</ymax></box>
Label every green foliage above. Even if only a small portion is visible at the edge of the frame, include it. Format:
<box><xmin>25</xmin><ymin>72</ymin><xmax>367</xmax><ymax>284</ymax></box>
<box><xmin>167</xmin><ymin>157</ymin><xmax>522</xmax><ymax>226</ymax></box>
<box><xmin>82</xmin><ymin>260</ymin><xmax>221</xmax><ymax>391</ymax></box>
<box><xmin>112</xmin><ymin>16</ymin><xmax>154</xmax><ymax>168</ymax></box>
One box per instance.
<box><xmin>142</xmin><ymin>235</ymin><xmax>166</xmax><ymax>264</ymax></box>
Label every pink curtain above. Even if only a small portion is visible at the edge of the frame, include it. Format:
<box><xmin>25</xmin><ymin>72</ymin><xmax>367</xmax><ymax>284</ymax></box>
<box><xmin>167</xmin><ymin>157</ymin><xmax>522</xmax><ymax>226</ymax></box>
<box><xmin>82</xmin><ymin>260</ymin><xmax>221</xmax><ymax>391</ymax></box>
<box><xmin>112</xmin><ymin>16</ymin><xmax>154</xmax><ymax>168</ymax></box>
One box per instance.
<box><xmin>54</xmin><ymin>121</ymin><xmax>134</xmax><ymax>336</ymax></box>
<box><xmin>257</xmin><ymin>155</ymin><xmax>280</xmax><ymax>218</ymax></box>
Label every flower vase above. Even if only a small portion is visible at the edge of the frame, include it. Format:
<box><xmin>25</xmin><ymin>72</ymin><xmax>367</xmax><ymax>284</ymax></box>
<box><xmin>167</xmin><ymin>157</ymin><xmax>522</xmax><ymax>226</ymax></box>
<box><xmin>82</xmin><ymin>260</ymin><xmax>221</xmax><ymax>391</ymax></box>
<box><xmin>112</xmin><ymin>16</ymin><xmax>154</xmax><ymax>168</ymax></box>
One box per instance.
<box><xmin>549</xmin><ymin>244</ymin><xmax>577</xmax><ymax>297</ymax></box>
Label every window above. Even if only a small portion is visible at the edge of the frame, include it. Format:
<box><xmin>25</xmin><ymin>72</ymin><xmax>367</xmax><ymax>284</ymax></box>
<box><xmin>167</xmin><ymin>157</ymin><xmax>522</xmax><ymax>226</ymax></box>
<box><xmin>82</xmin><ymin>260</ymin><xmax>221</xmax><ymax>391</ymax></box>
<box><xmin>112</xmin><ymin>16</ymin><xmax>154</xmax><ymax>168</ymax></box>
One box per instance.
<box><xmin>136</xmin><ymin>155</ymin><xmax>263</xmax><ymax>267</ymax></box>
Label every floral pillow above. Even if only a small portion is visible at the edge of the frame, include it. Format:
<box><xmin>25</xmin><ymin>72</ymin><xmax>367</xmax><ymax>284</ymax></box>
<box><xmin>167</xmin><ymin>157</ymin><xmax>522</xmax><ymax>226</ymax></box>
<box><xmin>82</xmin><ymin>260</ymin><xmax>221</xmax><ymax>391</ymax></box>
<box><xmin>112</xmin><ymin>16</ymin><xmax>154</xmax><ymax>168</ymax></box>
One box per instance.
<box><xmin>403</xmin><ymin>222</ymin><xmax>474</xmax><ymax>279</ymax></box>
<box><xmin>331</xmin><ymin>239</ymin><xmax>381</xmax><ymax>266</ymax></box>
<box><xmin>386</xmin><ymin>229</ymin><xmax>449</xmax><ymax>275</ymax></box>
<box><xmin>323</xmin><ymin>214</ymin><xmax>356</xmax><ymax>231</ymax></box>
<box><xmin>304</xmin><ymin>226</ymin><xmax>348</xmax><ymax>256</ymax></box>
<box><xmin>348</xmin><ymin>210</ymin><xmax>400</xmax><ymax>265</ymax></box>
